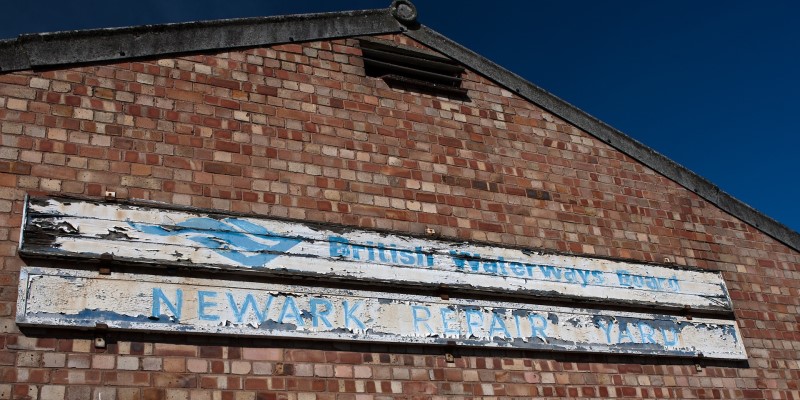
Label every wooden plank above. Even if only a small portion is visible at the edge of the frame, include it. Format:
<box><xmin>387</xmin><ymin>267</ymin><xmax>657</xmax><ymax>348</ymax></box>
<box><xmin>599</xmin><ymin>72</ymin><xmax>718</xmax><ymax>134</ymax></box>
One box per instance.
<box><xmin>20</xmin><ymin>196</ymin><xmax>734</xmax><ymax>313</ymax></box>
<box><xmin>16</xmin><ymin>266</ymin><xmax>747</xmax><ymax>360</ymax></box>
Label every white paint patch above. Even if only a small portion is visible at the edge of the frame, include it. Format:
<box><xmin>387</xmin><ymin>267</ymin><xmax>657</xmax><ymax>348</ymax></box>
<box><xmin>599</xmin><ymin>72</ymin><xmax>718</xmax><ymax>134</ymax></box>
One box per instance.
<box><xmin>17</xmin><ymin>266</ymin><xmax>747</xmax><ymax>360</ymax></box>
<box><xmin>20</xmin><ymin>197</ymin><xmax>734</xmax><ymax>313</ymax></box>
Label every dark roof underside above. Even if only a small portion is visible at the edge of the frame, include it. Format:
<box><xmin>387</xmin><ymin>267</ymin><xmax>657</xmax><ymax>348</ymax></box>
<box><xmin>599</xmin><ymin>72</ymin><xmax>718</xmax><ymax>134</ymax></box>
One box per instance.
<box><xmin>1</xmin><ymin>3</ymin><xmax>797</xmax><ymax>253</ymax></box>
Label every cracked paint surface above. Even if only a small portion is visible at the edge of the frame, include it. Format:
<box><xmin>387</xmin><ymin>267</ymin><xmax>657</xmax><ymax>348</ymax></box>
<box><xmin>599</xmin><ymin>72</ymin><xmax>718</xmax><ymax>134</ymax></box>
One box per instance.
<box><xmin>17</xmin><ymin>267</ymin><xmax>747</xmax><ymax>360</ymax></box>
<box><xmin>21</xmin><ymin>197</ymin><xmax>734</xmax><ymax>313</ymax></box>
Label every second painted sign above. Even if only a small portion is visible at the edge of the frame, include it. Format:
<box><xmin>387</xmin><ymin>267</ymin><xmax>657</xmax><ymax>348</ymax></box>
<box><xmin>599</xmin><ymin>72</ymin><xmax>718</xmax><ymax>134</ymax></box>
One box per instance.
<box><xmin>17</xmin><ymin>266</ymin><xmax>747</xmax><ymax>360</ymax></box>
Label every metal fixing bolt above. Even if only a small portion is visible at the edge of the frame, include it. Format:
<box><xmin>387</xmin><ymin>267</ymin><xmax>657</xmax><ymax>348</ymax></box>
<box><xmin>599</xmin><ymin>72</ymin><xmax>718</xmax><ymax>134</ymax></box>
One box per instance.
<box><xmin>391</xmin><ymin>0</ymin><xmax>418</xmax><ymax>25</ymax></box>
<box><xmin>94</xmin><ymin>323</ymin><xmax>108</xmax><ymax>348</ymax></box>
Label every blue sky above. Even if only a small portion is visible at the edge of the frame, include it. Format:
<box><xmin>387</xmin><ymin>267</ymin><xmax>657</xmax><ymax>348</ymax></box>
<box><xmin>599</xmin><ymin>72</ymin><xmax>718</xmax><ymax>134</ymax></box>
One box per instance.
<box><xmin>2</xmin><ymin>1</ymin><xmax>799</xmax><ymax>233</ymax></box>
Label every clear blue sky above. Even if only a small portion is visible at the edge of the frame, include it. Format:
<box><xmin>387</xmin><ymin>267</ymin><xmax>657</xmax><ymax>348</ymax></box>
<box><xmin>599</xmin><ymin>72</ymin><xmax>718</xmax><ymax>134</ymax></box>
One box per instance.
<box><xmin>2</xmin><ymin>1</ymin><xmax>798</xmax><ymax>233</ymax></box>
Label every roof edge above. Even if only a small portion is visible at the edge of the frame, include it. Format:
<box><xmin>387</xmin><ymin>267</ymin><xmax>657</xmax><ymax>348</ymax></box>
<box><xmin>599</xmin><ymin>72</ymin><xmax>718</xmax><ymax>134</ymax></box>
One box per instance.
<box><xmin>0</xmin><ymin>8</ymin><xmax>404</xmax><ymax>72</ymax></box>
<box><xmin>405</xmin><ymin>26</ymin><xmax>800</xmax><ymax>253</ymax></box>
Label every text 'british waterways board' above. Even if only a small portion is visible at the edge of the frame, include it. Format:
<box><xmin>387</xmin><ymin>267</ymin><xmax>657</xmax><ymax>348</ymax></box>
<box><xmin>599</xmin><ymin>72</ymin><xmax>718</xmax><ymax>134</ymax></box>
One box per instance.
<box><xmin>20</xmin><ymin>197</ymin><xmax>733</xmax><ymax>313</ymax></box>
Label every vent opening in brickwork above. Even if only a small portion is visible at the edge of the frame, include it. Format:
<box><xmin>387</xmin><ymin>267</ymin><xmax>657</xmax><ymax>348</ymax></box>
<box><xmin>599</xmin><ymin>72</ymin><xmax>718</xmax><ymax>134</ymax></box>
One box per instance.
<box><xmin>359</xmin><ymin>38</ymin><xmax>467</xmax><ymax>98</ymax></box>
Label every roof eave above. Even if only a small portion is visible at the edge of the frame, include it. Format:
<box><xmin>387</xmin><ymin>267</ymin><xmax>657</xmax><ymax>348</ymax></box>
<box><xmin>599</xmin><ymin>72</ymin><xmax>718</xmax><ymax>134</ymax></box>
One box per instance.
<box><xmin>0</xmin><ymin>8</ymin><xmax>404</xmax><ymax>72</ymax></box>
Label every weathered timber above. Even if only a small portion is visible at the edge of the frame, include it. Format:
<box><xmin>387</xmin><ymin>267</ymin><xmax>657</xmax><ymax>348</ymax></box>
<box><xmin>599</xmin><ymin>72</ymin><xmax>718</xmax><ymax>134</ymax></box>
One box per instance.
<box><xmin>17</xmin><ymin>266</ymin><xmax>747</xmax><ymax>360</ymax></box>
<box><xmin>19</xmin><ymin>196</ymin><xmax>734</xmax><ymax>313</ymax></box>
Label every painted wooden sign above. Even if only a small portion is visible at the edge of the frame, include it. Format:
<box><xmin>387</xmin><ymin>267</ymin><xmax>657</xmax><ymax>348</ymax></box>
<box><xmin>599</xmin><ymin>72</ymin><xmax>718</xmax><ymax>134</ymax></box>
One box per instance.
<box><xmin>17</xmin><ymin>267</ymin><xmax>747</xmax><ymax>360</ymax></box>
<box><xmin>20</xmin><ymin>196</ymin><xmax>734</xmax><ymax>313</ymax></box>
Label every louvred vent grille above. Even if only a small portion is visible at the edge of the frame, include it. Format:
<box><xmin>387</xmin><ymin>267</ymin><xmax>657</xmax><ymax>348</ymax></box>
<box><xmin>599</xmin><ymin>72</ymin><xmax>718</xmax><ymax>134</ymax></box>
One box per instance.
<box><xmin>359</xmin><ymin>38</ymin><xmax>467</xmax><ymax>97</ymax></box>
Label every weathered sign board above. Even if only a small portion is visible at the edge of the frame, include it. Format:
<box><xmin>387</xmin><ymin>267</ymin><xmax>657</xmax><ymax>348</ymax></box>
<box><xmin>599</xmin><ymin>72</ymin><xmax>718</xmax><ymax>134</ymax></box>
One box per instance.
<box><xmin>20</xmin><ymin>196</ymin><xmax>734</xmax><ymax>313</ymax></box>
<box><xmin>16</xmin><ymin>266</ymin><xmax>747</xmax><ymax>359</ymax></box>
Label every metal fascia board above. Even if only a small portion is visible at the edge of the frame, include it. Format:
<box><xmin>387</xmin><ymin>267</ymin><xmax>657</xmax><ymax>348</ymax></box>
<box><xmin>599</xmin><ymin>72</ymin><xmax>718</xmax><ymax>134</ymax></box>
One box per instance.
<box><xmin>1</xmin><ymin>8</ymin><xmax>404</xmax><ymax>72</ymax></box>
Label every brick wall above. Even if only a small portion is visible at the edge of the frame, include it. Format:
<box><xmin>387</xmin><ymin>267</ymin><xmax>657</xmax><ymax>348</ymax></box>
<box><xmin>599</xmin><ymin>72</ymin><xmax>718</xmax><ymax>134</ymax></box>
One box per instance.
<box><xmin>1</xmin><ymin>34</ymin><xmax>799</xmax><ymax>399</ymax></box>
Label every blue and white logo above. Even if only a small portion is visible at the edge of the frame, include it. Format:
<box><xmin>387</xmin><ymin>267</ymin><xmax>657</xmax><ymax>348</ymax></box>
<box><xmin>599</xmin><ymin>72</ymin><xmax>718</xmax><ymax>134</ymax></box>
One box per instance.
<box><xmin>129</xmin><ymin>217</ymin><xmax>301</xmax><ymax>268</ymax></box>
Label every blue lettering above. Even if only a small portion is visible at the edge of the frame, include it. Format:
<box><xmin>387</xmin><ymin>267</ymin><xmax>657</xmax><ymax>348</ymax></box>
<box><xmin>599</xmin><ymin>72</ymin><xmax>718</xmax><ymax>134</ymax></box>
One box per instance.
<box><xmin>387</xmin><ymin>244</ymin><xmax>398</xmax><ymax>263</ymax></box>
<box><xmin>483</xmin><ymin>261</ymin><xmax>498</xmax><ymax>274</ymax></box>
<box><xmin>645</xmin><ymin>277</ymin><xmax>659</xmax><ymax>290</ymax></box>
<box><xmin>616</xmin><ymin>270</ymin><xmax>632</xmax><ymax>286</ymax></box>
<box><xmin>668</xmin><ymin>276</ymin><xmax>680</xmax><ymax>292</ymax></box>
<box><xmin>489</xmin><ymin>312</ymin><xmax>511</xmax><ymax>338</ymax></box>
<box><xmin>465</xmin><ymin>309</ymin><xmax>483</xmax><ymax>337</ymax></box>
<box><xmin>660</xmin><ymin>326</ymin><xmax>679</xmax><ymax>346</ymax></box>
<box><xmin>152</xmin><ymin>288</ymin><xmax>183</xmax><ymax>320</ymax></box>
<box><xmin>440</xmin><ymin>307</ymin><xmax>460</xmax><ymax>337</ymax></box>
<box><xmin>617</xmin><ymin>271</ymin><xmax>680</xmax><ymax>292</ymax></box>
<box><xmin>377</xmin><ymin>243</ymin><xmax>390</xmax><ymax>262</ymax></box>
<box><xmin>525</xmin><ymin>263</ymin><xmax>536</xmax><ymax>277</ymax></box>
<box><xmin>343</xmin><ymin>300</ymin><xmax>367</xmax><ymax>330</ymax></box>
<box><xmin>350</xmin><ymin>244</ymin><xmax>363</xmax><ymax>260</ymax></box>
<box><xmin>529</xmin><ymin>314</ymin><xmax>548</xmax><ymax>341</ymax></box>
<box><xmin>329</xmin><ymin>236</ymin><xmax>350</xmax><ymax>257</ymax></box>
<box><xmin>592</xmin><ymin>270</ymin><xmax>604</xmax><ymax>284</ymax></box>
<box><xmin>226</xmin><ymin>292</ymin><xmax>272</xmax><ymax>323</ymax></box>
<box><xmin>618</xmin><ymin>322</ymin><xmax>635</xmax><ymax>343</ymax></box>
<box><xmin>411</xmin><ymin>306</ymin><xmax>434</xmax><ymax>335</ymax></box>
<box><xmin>278</xmin><ymin>297</ymin><xmax>304</xmax><ymax>327</ymax></box>
<box><xmin>399</xmin><ymin>249</ymin><xmax>415</xmax><ymax>265</ymax></box>
<box><xmin>496</xmin><ymin>257</ymin><xmax>509</xmax><ymax>275</ymax></box>
<box><xmin>597</xmin><ymin>319</ymin><xmax>614</xmax><ymax>343</ymax></box>
<box><xmin>450</xmin><ymin>251</ymin><xmax>481</xmax><ymax>272</ymax></box>
<box><xmin>197</xmin><ymin>291</ymin><xmax>219</xmax><ymax>321</ymax></box>
<box><xmin>576</xmin><ymin>269</ymin><xmax>592</xmax><ymax>287</ymax></box>
<box><xmin>309</xmin><ymin>298</ymin><xmax>333</xmax><ymax>328</ymax></box>
<box><xmin>564</xmin><ymin>268</ymin><xmax>577</xmax><ymax>283</ymax></box>
<box><xmin>365</xmin><ymin>242</ymin><xmax>375</xmax><ymax>261</ymax></box>
<box><xmin>638</xmin><ymin>322</ymin><xmax>657</xmax><ymax>344</ymax></box>
<box><xmin>509</xmin><ymin>262</ymin><xmax>527</xmax><ymax>276</ymax></box>
<box><xmin>539</xmin><ymin>265</ymin><xmax>562</xmax><ymax>280</ymax></box>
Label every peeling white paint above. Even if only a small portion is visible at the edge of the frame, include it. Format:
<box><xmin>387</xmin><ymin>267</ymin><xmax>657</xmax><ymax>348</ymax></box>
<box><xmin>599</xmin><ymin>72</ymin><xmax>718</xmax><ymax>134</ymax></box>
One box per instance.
<box><xmin>16</xmin><ymin>266</ymin><xmax>747</xmax><ymax>360</ymax></box>
<box><xmin>20</xmin><ymin>197</ymin><xmax>734</xmax><ymax>313</ymax></box>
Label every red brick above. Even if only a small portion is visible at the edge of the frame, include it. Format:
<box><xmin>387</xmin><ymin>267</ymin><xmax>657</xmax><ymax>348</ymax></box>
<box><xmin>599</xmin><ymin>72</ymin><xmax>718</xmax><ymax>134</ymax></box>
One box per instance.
<box><xmin>153</xmin><ymin>344</ymin><xmax>197</xmax><ymax>357</ymax></box>
<box><xmin>0</xmin><ymin>161</ymin><xmax>32</xmax><ymax>175</ymax></box>
<box><xmin>215</xmin><ymin>141</ymin><xmax>241</xmax><ymax>153</ymax></box>
<box><xmin>204</xmin><ymin>161</ymin><xmax>242</xmax><ymax>176</ymax></box>
<box><xmin>208</xmin><ymin>77</ymin><xmax>241</xmax><ymax>90</ymax></box>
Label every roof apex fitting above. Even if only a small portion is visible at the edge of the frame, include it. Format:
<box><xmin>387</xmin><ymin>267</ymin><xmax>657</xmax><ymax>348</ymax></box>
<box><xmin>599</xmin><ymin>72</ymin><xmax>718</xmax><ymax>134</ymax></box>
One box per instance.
<box><xmin>391</xmin><ymin>0</ymin><xmax>419</xmax><ymax>26</ymax></box>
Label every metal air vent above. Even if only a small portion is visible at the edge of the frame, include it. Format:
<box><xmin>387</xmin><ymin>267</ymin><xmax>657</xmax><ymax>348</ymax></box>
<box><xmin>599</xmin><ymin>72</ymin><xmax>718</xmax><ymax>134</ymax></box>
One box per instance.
<box><xmin>359</xmin><ymin>38</ymin><xmax>467</xmax><ymax>97</ymax></box>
